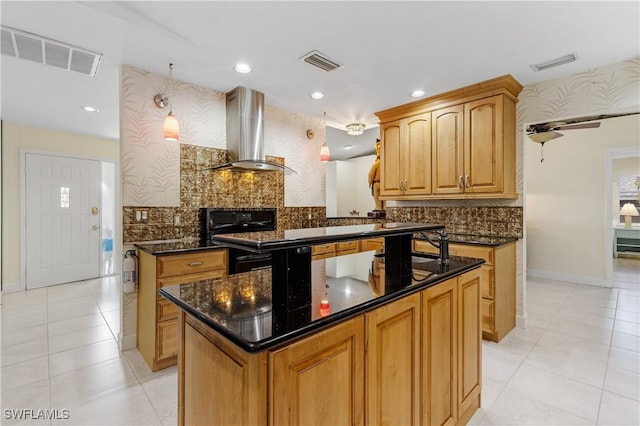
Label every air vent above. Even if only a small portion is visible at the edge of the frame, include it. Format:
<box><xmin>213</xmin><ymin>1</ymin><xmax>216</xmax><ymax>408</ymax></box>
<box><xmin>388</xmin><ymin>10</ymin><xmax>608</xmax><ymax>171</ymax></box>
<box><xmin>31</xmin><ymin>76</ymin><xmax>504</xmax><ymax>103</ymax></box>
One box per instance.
<box><xmin>1</xmin><ymin>25</ymin><xmax>102</xmax><ymax>77</ymax></box>
<box><xmin>530</xmin><ymin>53</ymin><xmax>578</xmax><ymax>72</ymax></box>
<box><xmin>300</xmin><ymin>50</ymin><xmax>343</xmax><ymax>72</ymax></box>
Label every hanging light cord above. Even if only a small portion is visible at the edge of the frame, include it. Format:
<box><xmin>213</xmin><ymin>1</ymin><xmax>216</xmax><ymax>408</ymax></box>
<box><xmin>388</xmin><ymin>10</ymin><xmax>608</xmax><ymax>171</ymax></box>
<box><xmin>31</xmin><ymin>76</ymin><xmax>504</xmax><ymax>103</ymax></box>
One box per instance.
<box><xmin>168</xmin><ymin>63</ymin><xmax>174</xmax><ymax>113</ymax></box>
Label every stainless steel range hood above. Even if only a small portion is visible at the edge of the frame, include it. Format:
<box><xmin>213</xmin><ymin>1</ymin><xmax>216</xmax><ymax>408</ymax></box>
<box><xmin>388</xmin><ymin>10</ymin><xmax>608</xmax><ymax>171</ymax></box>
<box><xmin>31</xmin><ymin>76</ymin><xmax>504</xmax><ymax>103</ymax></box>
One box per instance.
<box><xmin>207</xmin><ymin>86</ymin><xmax>295</xmax><ymax>174</ymax></box>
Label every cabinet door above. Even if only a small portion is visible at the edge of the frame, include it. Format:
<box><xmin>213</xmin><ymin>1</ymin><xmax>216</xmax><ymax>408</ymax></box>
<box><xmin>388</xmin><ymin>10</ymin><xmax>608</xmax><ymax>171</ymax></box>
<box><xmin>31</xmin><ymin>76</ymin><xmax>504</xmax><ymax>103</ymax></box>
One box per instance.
<box><xmin>422</xmin><ymin>277</ymin><xmax>457</xmax><ymax>426</ymax></box>
<box><xmin>270</xmin><ymin>317</ymin><xmax>365</xmax><ymax>426</ymax></box>
<box><xmin>365</xmin><ymin>293</ymin><xmax>421</xmax><ymax>425</ymax></box>
<box><xmin>464</xmin><ymin>95</ymin><xmax>504</xmax><ymax>193</ymax></box>
<box><xmin>404</xmin><ymin>113</ymin><xmax>432</xmax><ymax>195</ymax></box>
<box><xmin>432</xmin><ymin>105</ymin><xmax>464</xmax><ymax>194</ymax></box>
<box><xmin>457</xmin><ymin>269</ymin><xmax>482</xmax><ymax>422</ymax></box>
<box><xmin>380</xmin><ymin>121</ymin><xmax>404</xmax><ymax>196</ymax></box>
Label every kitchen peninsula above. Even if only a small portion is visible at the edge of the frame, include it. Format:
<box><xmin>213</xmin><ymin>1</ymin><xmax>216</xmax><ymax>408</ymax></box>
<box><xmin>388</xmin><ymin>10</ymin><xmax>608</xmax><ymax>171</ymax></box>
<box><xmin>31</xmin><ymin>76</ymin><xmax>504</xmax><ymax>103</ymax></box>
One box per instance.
<box><xmin>160</xmin><ymin>223</ymin><xmax>484</xmax><ymax>425</ymax></box>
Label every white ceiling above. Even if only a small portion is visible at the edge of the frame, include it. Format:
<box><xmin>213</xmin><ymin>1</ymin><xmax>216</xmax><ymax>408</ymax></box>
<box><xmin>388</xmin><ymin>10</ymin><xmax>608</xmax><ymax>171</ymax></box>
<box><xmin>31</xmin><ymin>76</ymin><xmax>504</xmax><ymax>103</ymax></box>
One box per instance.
<box><xmin>1</xmin><ymin>1</ymin><xmax>639</xmax><ymax>160</ymax></box>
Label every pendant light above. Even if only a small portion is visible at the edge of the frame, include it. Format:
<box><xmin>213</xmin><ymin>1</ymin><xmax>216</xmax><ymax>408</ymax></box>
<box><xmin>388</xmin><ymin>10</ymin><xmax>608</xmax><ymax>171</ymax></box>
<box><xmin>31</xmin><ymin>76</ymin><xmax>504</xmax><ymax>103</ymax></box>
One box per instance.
<box><xmin>320</xmin><ymin>112</ymin><xmax>330</xmax><ymax>162</ymax></box>
<box><xmin>154</xmin><ymin>63</ymin><xmax>179</xmax><ymax>141</ymax></box>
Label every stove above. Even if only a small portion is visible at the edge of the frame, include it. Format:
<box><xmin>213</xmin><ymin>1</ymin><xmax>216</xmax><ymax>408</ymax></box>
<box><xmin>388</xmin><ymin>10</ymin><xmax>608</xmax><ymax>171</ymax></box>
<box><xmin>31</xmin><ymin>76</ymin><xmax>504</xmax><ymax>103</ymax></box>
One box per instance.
<box><xmin>200</xmin><ymin>208</ymin><xmax>276</xmax><ymax>274</ymax></box>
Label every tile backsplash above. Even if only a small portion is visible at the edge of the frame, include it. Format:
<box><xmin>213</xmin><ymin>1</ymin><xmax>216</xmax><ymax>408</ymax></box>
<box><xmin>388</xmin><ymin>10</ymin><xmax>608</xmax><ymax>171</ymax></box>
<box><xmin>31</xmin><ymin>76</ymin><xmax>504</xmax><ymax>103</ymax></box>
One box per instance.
<box><xmin>124</xmin><ymin>144</ymin><xmax>523</xmax><ymax>243</ymax></box>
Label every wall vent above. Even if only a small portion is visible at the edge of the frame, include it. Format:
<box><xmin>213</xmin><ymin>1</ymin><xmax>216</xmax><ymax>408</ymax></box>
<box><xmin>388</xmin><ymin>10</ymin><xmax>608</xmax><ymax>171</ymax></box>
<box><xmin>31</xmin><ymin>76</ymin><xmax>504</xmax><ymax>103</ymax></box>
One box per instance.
<box><xmin>530</xmin><ymin>53</ymin><xmax>578</xmax><ymax>72</ymax></box>
<box><xmin>299</xmin><ymin>50</ymin><xmax>343</xmax><ymax>72</ymax></box>
<box><xmin>1</xmin><ymin>25</ymin><xmax>102</xmax><ymax>77</ymax></box>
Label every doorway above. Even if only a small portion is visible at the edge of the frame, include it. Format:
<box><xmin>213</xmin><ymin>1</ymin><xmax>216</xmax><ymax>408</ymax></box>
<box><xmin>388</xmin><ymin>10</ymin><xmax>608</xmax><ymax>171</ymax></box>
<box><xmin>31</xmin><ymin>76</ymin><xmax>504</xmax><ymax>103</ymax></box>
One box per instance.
<box><xmin>24</xmin><ymin>152</ymin><xmax>115</xmax><ymax>288</ymax></box>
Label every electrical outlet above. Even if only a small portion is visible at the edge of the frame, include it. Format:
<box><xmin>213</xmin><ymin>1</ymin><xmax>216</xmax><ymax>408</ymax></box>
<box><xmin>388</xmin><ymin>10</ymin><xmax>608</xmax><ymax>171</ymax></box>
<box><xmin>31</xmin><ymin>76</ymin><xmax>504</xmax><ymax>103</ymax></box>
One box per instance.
<box><xmin>135</xmin><ymin>210</ymin><xmax>142</xmax><ymax>221</ymax></box>
<box><xmin>141</xmin><ymin>210</ymin><xmax>148</xmax><ymax>221</ymax></box>
<box><xmin>174</xmin><ymin>214</ymin><xmax>181</xmax><ymax>226</ymax></box>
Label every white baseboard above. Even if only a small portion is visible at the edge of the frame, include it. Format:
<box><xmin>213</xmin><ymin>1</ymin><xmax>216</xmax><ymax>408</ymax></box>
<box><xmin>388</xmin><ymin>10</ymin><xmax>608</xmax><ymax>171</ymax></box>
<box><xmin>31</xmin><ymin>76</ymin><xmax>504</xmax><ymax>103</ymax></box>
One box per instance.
<box><xmin>527</xmin><ymin>269</ymin><xmax>610</xmax><ymax>288</ymax></box>
<box><xmin>516</xmin><ymin>313</ymin><xmax>528</xmax><ymax>329</ymax></box>
<box><xmin>119</xmin><ymin>332</ymin><xmax>137</xmax><ymax>351</ymax></box>
<box><xmin>1</xmin><ymin>281</ymin><xmax>25</xmax><ymax>293</ymax></box>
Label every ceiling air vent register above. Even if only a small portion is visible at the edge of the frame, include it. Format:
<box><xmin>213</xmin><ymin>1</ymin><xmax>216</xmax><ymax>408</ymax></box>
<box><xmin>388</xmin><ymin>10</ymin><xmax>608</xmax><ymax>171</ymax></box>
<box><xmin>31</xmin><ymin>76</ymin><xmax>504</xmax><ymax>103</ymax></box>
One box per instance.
<box><xmin>1</xmin><ymin>25</ymin><xmax>102</xmax><ymax>77</ymax></box>
<box><xmin>530</xmin><ymin>53</ymin><xmax>578</xmax><ymax>72</ymax></box>
<box><xmin>300</xmin><ymin>50</ymin><xmax>343</xmax><ymax>72</ymax></box>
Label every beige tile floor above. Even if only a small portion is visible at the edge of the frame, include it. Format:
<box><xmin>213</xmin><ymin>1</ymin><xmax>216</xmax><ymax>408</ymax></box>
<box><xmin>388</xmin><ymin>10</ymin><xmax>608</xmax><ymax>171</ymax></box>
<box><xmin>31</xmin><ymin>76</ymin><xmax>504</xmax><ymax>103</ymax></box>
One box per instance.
<box><xmin>1</xmin><ymin>259</ymin><xmax>638</xmax><ymax>425</ymax></box>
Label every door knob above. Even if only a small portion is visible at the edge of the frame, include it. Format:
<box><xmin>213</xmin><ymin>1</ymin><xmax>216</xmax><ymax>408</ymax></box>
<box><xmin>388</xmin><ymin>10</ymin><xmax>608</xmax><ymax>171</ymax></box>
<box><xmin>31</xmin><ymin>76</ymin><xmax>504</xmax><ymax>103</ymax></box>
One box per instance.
<box><xmin>91</xmin><ymin>207</ymin><xmax>99</xmax><ymax>215</ymax></box>
<box><xmin>91</xmin><ymin>225</ymin><xmax>98</xmax><ymax>231</ymax></box>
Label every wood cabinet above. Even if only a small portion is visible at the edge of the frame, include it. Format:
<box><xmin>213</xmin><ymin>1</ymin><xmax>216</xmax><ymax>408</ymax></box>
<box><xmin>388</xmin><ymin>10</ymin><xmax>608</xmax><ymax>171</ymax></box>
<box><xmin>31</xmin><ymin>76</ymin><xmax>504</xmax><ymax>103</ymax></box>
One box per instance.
<box><xmin>270</xmin><ymin>316</ymin><xmax>365</xmax><ymax>426</ymax></box>
<box><xmin>432</xmin><ymin>95</ymin><xmax>515</xmax><ymax>196</ymax></box>
<box><xmin>360</xmin><ymin>238</ymin><xmax>384</xmax><ymax>252</ymax></box>
<box><xmin>138</xmin><ymin>249</ymin><xmax>227</xmax><ymax>371</ymax></box>
<box><xmin>380</xmin><ymin>113</ymin><xmax>432</xmax><ymax>197</ymax></box>
<box><xmin>180</xmin><ymin>312</ymin><xmax>267</xmax><ymax>426</ymax></box>
<box><xmin>311</xmin><ymin>239</ymin><xmax>382</xmax><ymax>260</ymax></box>
<box><xmin>414</xmin><ymin>239</ymin><xmax>516</xmax><ymax>342</ymax></box>
<box><xmin>175</xmin><ymin>268</ymin><xmax>482</xmax><ymax>426</ymax></box>
<box><xmin>376</xmin><ymin>75</ymin><xmax>522</xmax><ymax>200</ymax></box>
<box><xmin>365</xmin><ymin>294</ymin><xmax>421</xmax><ymax>425</ymax></box>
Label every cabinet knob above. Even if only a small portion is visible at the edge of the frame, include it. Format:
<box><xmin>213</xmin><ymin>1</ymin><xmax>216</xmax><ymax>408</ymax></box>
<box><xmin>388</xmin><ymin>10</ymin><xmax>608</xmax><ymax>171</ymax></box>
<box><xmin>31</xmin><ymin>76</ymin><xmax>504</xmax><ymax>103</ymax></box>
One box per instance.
<box><xmin>458</xmin><ymin>176</ymin><xmax>464</xmax><ymax>189</ymax></box>
<box><xmin>465</xmin><ymin>175</ymin><xmax>471</xmax><ymax>189</ymax></box>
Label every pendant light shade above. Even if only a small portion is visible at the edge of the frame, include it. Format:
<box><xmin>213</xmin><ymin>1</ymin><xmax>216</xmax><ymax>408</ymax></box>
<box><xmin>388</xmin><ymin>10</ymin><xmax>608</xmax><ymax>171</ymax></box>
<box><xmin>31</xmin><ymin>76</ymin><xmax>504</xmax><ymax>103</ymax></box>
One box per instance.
<box><xmin>163</xmin><ymin>111</ymin><xmax>179</xmax><ymax>141</ymax></box>
<box><xmin>154</xmin><ymin>63</ymin><xmax>180</xmax><ymax>141</ymax></box>
<box><xmin>320</xmin><ymin>111</ymin><xmax>330</xmax><ymax>162</ymax></box>
<box><xmin>320</xmin><ymin>143</ymin><xmax>330</xmax><ymax>162</ymax></box>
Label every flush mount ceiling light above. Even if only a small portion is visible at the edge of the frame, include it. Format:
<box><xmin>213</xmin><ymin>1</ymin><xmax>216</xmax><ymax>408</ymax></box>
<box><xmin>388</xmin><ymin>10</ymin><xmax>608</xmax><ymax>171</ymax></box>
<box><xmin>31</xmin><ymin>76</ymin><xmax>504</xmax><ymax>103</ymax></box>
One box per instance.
<box><xmin>311</xmin><ymin>91</ymin><xmax>324</xmax><ymax>100</ymax></box>
<box><xmin>346</xmin><ymin>123</ymin><xmax>365</xmax><ymax>136</ymax></box>
<box><xmin>411</xmin><ymin>89</ymin><xmax>426</xmax><ymax>98</ymax></box>
<box><xmin>154</xmin><ymin>63</ymin><xmax>179</xmax><ymax>141</ymax></box>
<box><xmin>233</xmin><ymin>63</ymin><xmax>252</xmax><ymax>73</ymax></box>
<box><xmin>81</xmin><ymin>105</ymin><xmax>99</xmax><ymax>112</ymax></box>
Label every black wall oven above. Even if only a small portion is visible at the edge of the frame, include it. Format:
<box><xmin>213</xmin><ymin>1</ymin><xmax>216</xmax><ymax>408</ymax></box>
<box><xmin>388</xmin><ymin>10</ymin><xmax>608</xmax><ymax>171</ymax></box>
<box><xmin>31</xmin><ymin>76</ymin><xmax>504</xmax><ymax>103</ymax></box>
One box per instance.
<box><xmin>200</xmin><ymin>208</ymin><xmax>276</xmax><ymax>274</ymax></box>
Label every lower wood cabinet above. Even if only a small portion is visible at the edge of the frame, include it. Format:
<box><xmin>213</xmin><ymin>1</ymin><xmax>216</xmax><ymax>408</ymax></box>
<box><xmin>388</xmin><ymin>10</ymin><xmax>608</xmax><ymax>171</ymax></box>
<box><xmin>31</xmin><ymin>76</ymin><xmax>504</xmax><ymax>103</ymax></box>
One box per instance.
<box><xmin>137</xmin><ymin>249</ymin><xmax>227</xmax><ymax>371</ymax></box>
<box><xmin>414</xmin><ymin>239</ymin><xmax>515</xmax><ymax>342</ymax></box>
<box><xmin>176</xmin><ymin>268</ymin><xmax>481</xmax><ymax>426</ymax></box>
<box><xmin>270</xmin><ymin>316</ymin><xmax>365</xmax><ymax>426</ymax></box>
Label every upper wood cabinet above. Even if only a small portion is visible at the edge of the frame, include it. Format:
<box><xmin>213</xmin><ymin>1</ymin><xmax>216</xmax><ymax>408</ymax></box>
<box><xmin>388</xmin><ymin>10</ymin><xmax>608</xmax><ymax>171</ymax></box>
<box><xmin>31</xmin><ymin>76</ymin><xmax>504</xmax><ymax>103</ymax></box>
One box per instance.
<box><xmin>380</xmin><ymin>113</ymin><xmax>432</xmax><ymax>197</ymax></box>
<box><xmin>376</xmin><ymin>75</ymin><xmax>522</xmax><ymax>200</ymax></box>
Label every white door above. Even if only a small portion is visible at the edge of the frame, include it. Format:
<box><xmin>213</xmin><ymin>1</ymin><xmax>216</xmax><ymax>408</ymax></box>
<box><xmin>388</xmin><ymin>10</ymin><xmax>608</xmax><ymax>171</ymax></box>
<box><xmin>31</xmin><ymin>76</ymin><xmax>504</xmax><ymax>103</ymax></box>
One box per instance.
<box><xmin>25</xmin><ymin>153</ymin><xmax>101</xmax><ymax>288</ymax></box>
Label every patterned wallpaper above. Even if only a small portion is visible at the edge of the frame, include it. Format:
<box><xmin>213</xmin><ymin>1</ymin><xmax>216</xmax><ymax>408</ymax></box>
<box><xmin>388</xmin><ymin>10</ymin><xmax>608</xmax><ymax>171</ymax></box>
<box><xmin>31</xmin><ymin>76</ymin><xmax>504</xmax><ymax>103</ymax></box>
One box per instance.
<box><xmin>121</xmin><ymin>65</ymin><xmax>325</xmax><ymax>208</ymax></box>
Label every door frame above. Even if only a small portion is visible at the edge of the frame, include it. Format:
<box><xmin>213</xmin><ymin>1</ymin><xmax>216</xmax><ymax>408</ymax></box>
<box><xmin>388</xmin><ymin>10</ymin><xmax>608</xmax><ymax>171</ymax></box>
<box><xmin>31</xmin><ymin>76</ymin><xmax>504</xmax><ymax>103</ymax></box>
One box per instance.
<box><xmin>19</xmin><ymin>149</ymin><xmax>121</xmax><ymax>292</ymax></box>
<box><xmin>605</xmin><ymin>145</ymin><xmax>640</xmax><ymax>282</ymax></box>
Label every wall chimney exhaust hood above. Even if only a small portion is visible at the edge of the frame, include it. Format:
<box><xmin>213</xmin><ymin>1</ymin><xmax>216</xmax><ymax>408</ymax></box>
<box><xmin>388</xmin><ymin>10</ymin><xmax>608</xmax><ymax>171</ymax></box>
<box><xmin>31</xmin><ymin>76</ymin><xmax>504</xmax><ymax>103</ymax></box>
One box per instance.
<box><xmin>206</xmin><ymin>86</ymin><xmax>296</xmax><ymax>174</ymax></box>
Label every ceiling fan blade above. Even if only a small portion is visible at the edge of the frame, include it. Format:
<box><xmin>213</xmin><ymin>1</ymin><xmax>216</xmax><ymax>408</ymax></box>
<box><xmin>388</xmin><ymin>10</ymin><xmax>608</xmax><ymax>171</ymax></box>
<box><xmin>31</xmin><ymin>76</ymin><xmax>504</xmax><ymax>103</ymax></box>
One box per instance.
<box><xmin>553</xmin><ymin>122</ymin><xmax>601</xmax><ymax>131</ymax></box>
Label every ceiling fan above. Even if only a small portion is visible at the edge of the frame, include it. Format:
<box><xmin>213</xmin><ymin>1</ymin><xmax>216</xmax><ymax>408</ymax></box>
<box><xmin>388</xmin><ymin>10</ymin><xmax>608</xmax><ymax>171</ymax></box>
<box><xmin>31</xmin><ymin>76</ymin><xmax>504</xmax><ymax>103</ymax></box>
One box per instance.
<box><xmin>526</xmin><ymin>120</ymin><xmax>601</xmax><ymax>162</ymax></box>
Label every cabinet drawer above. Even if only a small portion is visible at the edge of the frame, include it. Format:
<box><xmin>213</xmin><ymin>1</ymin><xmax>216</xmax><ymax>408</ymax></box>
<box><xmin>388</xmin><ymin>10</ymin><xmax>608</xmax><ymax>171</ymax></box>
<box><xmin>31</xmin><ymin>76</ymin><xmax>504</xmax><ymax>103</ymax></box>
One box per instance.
<box><xmin>312</xmin><ymin>243</ymin><xmax>336</xmax><ymax>256</ymax></box>
<box><xmin>336</xmin><ymin>241</ymin><xmax>359</xmax><ymax>252</ymax></box>
<box><xmin>360</xmin><ymin>238</ymin><xmax>384</xmax><ymax>252</ymax></box>
<box><xmin>157</xmin><ymin>250</ymin><xmax>227</xmax><ymax>278</ymax></box>
<box><xmin>481</xmin><ymin>299</ymin><xmax>495</xmax><ymax>335</ymax></box>
<box><xmin>157</xmin><ymin>298</ymin><xmax>178</xmax><ymax>321</ymax></box>
<box><xmin>479</xmin><ymin>265</ymin><xmax>494</xmax><ymax>299</ymax></box>
<box><xmin>157</xmin><ymin>319</ymin><xmax>178</xmax><ymax>360</ymax></box>
<box><xmin>450</xmin><ymin>245</ymin><xmax>493</xmax><ymax>265</ymax></box>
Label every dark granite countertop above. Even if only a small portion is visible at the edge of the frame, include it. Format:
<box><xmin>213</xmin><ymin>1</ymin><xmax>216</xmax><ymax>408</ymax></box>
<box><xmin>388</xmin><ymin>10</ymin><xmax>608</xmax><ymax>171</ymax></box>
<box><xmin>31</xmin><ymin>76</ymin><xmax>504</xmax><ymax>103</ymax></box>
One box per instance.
<box><xmin>159</xmin><ymin>251</ymin><xmax>483</xmax><ymax>353</ymax></box>
<box><xmin>134</xmin><ymin>240</ymin><xmax>228</xmax><ymax>255</ymax></box>
<box><xmin>211</xmin><ymin>222</ymin><xmax>445</xmax><ymax>252</ymax></box>
<box><xmin>414</xmin><ymin>232</ymin><xmax>517</xmax><ymax>247</ymax></box>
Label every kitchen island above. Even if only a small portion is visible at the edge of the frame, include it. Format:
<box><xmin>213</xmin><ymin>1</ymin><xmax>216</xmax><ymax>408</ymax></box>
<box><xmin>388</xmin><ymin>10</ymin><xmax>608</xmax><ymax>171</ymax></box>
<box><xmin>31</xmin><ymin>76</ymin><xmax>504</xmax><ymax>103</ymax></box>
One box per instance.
<box><xmin>160</xmin><ymin>223</ymin><xmax>485</xmax><ymax>425</ymax></box>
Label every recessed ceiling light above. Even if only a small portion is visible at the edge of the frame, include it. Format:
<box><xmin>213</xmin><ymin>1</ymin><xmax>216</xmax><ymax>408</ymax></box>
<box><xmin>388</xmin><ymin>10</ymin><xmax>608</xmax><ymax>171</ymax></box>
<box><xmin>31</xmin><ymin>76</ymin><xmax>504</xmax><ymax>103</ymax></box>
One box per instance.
<box><xmin>411</xmin><ymin>89</ymin><xmax>425</xmax><ymax>98</ymax></box>
<box><xmin>344</xmin><ymin>145</ymin><xmax>352</xmax><ymax>149</ymax></box>
<box><xmin>311</xmin><ymin>91</ymin><xmax>324</xmax><ymax>100</ymax></box>
<box><xmin>81</xmin><ymin>106</ymin><xmax>99</xmax><ymax>112</ymax></box>
<box><xmin>233</xmin><ymin>63</ymin><xmax>252</xmax><ymax>73</ymax></box>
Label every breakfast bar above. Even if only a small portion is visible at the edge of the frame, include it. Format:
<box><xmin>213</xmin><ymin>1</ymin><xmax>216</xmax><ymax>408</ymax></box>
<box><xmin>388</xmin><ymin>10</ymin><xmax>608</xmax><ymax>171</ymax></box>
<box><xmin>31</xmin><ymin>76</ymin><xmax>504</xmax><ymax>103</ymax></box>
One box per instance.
<box><xmin>160</xmin><ymin>223</ymin><xmax>485</xmax><ymax>425</ymax></box>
